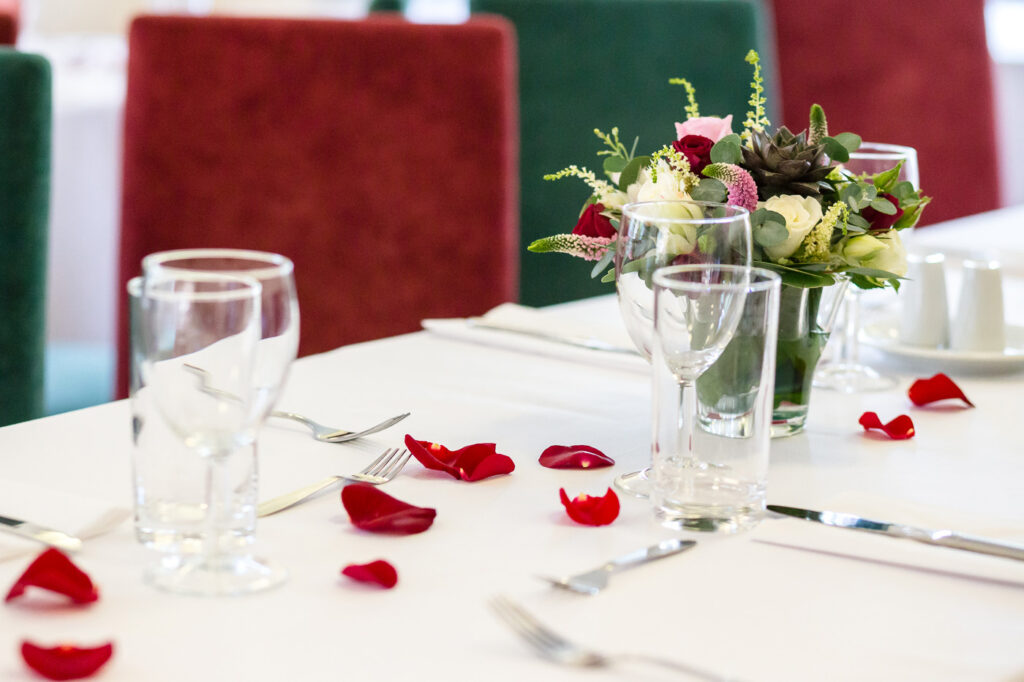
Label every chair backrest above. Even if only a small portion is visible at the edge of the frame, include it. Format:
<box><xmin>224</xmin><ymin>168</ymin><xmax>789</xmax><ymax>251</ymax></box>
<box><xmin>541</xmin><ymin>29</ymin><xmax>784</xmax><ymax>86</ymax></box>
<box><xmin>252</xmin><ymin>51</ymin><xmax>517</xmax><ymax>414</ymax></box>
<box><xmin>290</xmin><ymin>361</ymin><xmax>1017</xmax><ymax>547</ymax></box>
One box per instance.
<box><xmin>0</xmin><ymin>48</ymin><xmax>50</xmax><ymax>426</ymax></box>
<box><xmin>117</xmin><ymin>14</ymin><xmax>518</xmax><ymax>397</ymax></box>
<box><xmin>770</xmin><ymin>0</ymin><xmax>1000</xmax><ymax>223</ymax></box>
<box><xmin>0</xmin><ymin>0</ymin><xmax>17</xmax><ymax>45</ymax></box>
<box><xmin>465</xmin><ymin>0</ymin><xmax>775</xmax><ymax>305</ymax></box>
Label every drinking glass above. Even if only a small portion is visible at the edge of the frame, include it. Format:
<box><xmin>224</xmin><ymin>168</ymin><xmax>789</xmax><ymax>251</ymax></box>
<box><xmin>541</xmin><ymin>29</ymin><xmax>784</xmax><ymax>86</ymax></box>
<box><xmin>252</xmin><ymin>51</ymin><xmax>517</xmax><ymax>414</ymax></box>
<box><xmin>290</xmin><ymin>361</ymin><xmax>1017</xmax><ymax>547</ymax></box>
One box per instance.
<box><xmin>650</xmin><ymin>265</ymin><xmax>780</xmax><ymax>532</ymax></box>
<box><xmin>137</xmin><ymin>269</ymin><xmax>285</xmax><ymax>595</ymax></box>
<box><xmin>613</xmin><ymin>201</ymin><xmax>752</xmax><ymax>497</ymax></box>
<box><xmin>813</xmin><ymin>143</ymin><xmax>919</xmax><ymax>393</ymax></box>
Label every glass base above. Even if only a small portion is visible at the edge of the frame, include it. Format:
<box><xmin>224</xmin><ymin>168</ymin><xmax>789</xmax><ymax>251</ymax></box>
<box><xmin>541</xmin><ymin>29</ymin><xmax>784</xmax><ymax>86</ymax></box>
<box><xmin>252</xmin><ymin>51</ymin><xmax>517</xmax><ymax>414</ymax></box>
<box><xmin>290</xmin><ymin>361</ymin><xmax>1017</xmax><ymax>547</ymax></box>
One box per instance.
<box><xmin>654</xmin><ymin>502</ymin><xmax>763</xmax><ymax>533</ymax></box>
<box><xmin>771</xmin><ymin>403</ymin><xmax>808</xmax><ymax>438</ymax></box>
<box><xmin>145</xmin><ymin>553</ymin><xmax>287</xmax><ymax>597</ymax></box>
<box><xmin>813</xmin><ymin>363</ymin><xmax>896</xmax><ymax>393</ymax></box>
<box><xmin>613</xmin><ymin>468</ymin><xmax>651</xmax><ymax>498</ymax></box>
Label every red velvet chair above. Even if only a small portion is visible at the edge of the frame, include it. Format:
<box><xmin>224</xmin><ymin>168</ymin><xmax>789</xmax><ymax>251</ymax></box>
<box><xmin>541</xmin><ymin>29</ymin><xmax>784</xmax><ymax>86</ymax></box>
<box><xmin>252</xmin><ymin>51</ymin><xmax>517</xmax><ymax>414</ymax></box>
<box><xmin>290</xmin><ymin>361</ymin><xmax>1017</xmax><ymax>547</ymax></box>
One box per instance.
<box><xmin>0</xmin><ymin>0</ymin><xmax>18</xmax><ymax>45</ymax></box>
<box><xmin>117</xmin><ymin>14</ymin><xmax>518</xmax><ymax>396</ymax></box>
<box><xmin>770</xmin><ymin>0</ymin><xmax>1000</xmax><ymax>224</ymax></box>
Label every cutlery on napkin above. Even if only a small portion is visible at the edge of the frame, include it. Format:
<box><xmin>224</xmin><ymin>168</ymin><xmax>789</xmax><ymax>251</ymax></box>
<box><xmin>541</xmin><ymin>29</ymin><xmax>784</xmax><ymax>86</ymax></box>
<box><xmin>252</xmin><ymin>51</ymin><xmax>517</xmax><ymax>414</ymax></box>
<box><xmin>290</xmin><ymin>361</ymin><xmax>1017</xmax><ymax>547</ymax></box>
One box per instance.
<box><xmin>754</xmin><ymin>493</ymin><xmax>1024</xmax><ymax>586</ymax></box>
<box><xmin>421</xmin><ymin>302</ymin><xmax>647</xmax><ymax>373</ymax></box>
<box><xmin>0</xmin><ymin>478</ymin><xmax>130</xmax><ymax>562</ymax></box>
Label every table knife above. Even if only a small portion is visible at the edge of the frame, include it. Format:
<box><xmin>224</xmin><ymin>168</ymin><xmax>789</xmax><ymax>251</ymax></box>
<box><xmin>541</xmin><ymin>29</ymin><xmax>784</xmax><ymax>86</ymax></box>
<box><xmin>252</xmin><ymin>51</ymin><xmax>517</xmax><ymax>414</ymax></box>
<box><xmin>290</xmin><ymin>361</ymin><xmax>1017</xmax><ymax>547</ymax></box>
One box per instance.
<box><xmin>0</xmin><ymin>513</ymin><xmax>82</xmax><ymax>553</ymax></box>
<box><xmin>767</xmin><ymin>504</ymin><xmax>1024</xmax><ymax>562</ymax></box>
<box><xmin>466</xmin><ymin>318</ymin><xmax>640</xmax><ymax>355</ymax></box>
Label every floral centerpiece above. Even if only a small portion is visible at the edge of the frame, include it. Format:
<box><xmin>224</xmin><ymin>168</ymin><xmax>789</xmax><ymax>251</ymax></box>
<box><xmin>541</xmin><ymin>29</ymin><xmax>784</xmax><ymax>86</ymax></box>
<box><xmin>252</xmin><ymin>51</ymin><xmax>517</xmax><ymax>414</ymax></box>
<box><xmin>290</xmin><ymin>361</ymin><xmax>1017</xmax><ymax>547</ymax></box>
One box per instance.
<box><xmin>529</xmin><ymin>50</ymin><xmax>930</xmax><ymax>434</ymax></box>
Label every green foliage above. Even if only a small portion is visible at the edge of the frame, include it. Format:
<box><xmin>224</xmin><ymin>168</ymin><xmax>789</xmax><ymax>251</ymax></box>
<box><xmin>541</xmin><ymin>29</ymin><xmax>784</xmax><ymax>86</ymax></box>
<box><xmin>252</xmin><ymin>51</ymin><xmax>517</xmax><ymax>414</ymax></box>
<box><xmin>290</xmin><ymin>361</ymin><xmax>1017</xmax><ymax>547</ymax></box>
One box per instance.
<box><xmin>690</xmin><ymin>177</ymin><xmax>727</xmax><ymax>202</ymax></box>
<box><xmin>710</xmin><ymin>134</ymin><xmax>743</xmax><ymax>164</ymax></box>
<box><xmin>741</xmin><ymin>50</ymin><xmax>770</xmax><ymax>143</ymax></box>
<box><xmin>755</xmin><ymin>260</ymin><xmax>836</xmax><ymax>288</ymax></box>
<box><xmin>872</xmin><ymin>161</ymin><xmax>903</xmax><ymax>193</ymax></box>
<box><xmin>808</xmin><ymin>104</ymin><xmax>827</xmax><ymax>145</ymax></box>
<box><xmin>751</xmin><ymin>208</ymin><xmax>787</xmax><ymax>247</ymax></box>
<box><xmin>617</xmin><ymin>155</ymin><xmax>651</xmax><ymax>190</ymax></box>
<box><xmin>668</xmin><ymin>77</ymin><xmax>700</xmax><ymax>119</ymax></box>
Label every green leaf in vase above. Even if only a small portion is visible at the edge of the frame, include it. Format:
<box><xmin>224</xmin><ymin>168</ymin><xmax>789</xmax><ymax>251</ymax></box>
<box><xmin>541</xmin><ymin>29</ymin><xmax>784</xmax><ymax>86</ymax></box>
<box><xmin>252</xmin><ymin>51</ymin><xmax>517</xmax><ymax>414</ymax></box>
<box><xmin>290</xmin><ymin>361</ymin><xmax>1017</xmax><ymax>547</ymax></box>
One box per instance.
<box><xmin>617</xmin><ymin>155</ymin><xmax>651</xmax><ymax>191</ymax></box>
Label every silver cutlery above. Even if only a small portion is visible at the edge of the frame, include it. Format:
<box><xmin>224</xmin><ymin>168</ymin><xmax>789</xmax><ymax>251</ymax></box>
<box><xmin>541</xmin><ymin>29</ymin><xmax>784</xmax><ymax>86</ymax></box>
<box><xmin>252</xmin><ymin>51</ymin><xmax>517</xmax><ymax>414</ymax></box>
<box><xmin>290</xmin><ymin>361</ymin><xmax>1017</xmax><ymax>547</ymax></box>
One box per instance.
<box><xmin>540</xmin><ymin>538</ymin><xmax>696</xmax><ymax>595</ymax></box>
<box><xmin>767</xmin><ymin>504</ymin><xmax>1024</xmax><ymax>562</ymax></box>
<box><xmin>258</xmin><ymin>447</ymin><xmax>412</xmax><ymax>517</ymax></box>
<box><xmin>489</xmin><ymin>595</ymin><xmax>738</xmax><ymax>681</ymax></box>
<box><xmin>466</xmin><ymin>318</ymin><xmax>640</xmax><ymax>355</ymax></box>
<box><xmin>0</xmin><ymin>513</ymin><xmax>82</xmax><ymax>552</ymax></box>
<box><xmin>183</xmin><ymin>364</ymin><xmax>410</xmax><ymax>443</ymax></box>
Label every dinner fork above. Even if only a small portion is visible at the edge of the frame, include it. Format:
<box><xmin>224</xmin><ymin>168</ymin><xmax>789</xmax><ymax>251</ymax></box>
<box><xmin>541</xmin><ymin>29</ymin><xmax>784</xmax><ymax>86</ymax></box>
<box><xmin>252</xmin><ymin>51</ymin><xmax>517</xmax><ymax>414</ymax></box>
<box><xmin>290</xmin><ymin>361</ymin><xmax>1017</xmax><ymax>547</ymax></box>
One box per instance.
<box><xmin>489</xmin><ymin>596</ymin><xmax>738</xmax><ymax>681</ymax></box>
<box><xmin>183</xmin><ymin>363</ymin><xmax>410</xmax><ymax>443</ymax></box>
<box><xmin>257</xmin><ymin>447</ymin><xmax>412</xmax><ymax>517</ymax></box>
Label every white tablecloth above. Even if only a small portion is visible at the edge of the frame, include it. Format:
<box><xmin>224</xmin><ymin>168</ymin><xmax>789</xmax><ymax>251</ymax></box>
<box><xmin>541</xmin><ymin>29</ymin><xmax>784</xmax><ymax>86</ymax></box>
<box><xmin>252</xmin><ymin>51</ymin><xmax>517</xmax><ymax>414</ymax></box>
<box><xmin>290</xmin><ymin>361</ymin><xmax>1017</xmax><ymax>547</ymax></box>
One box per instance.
<box><xmin>2</xmin><ymin>215</ymin><xmax>1024</xmax><ymax>681</ymax></box>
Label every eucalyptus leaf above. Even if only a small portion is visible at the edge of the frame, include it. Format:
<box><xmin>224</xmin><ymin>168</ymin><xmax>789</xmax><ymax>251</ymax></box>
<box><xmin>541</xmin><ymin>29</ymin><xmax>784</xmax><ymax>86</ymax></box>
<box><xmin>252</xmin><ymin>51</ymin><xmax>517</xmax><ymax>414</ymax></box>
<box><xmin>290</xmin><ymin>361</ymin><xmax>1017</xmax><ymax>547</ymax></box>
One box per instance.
<box><xmin>892</xmin><ymin>181</ymin><xmax>915</xmax><ymax>200</ymax></box>
<box><xmin>872</xmin><ymin>162</ymin><xmax>903</xmax><ymax>193</ymax></box>
<box><xmin>590</xmin><ymin>247</ymin><xmax>615</xmax><ymax>279</ymax></box>
<box><xmin>617</xmin><ymin>155</ymin><xmax>651</xmax><ymax>191</ymax></box>
<box><xmin>869</xmin><ymin>197</ymin><xmax>898</xmax><ymax>215</ymax></box>
<box><xmin>834</xmin><ymin>132</ymin><xmax>862</xmax><ymax>152</ymax></box>
<box><xmin>603</xmin><ymin>156</ymin><xmax>627</xmax><ymax>174</ymax></box>
<box><xmin>754</xmin><ymin>222</ymin><xmax>788</xmax><ymax>247</ymax></box>
<box><xmin>691</xmin><ymin>177</ymin><xmax>727</xmax><ymax>202</ymax></box>
<box><xmin>845</xmin><ymin>266</ymin><xmax>906</xmax><ymax>280</ymax></box>
<box><xmin>755</xmin><ymin>261</ymin><xmax>836</xmax><ymax>288</ymax></box>
<box><xmin>822</xmin><ymin>137</ymin><xmax>850</xmax><ymax>163</ymax></box>
<box><xmin>710</xmin><ymin>135</ymin><xmax>743</xmax><ymax>164</ymax></box>
<box><xmin>847</xmin><ymin>213</ymin><xmax>870</xmax><ymax>229</ymax></box>
<box><xmin>600</xmin><ymin>268</ymin><xmax>616</xmax><ymax>284</ymax></box>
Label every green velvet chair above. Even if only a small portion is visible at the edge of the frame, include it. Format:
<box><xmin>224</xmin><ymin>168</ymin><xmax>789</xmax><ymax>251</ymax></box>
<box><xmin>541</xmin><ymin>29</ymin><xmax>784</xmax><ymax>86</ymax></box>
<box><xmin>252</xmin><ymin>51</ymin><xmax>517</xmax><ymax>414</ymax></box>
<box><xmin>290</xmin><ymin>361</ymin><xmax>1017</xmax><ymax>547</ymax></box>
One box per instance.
<box><xmin>370</xmin><ymin>0</ymin><xmax>776</xmax><ymax>305</ymax></box>
<box><xmin>0</xmin><ymin>48</ymin><xmax>50</xmax><ymax>427</ymax></box>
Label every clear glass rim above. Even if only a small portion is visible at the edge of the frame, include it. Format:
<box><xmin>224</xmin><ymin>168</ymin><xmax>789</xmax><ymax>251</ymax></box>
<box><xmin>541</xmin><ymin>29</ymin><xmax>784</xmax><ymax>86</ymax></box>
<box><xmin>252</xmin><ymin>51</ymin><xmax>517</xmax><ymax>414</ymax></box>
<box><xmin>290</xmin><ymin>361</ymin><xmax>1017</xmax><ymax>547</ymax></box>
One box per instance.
<box><xmin>848</xmin><ymin>142</ymin><xmax>917</xmax><ymax>160</ymax></box>
<box><xmin>141</xmin><ymin>270</ymin><xmax>262</xmax><ymax>303</ymax></box>
<box><xmin>142</xmin><ymin>248</ymin><xmax>294</xmax><ymax>281</ymax></box>
<box><xmin>622</xmin><ymin>200</ymin><xmax>750</xmax><ymax>224</ymax></box>
<box><xmin>653</xmin><ymin>264</ymin><xmax>781</xmax><ymax>293</ymax></box>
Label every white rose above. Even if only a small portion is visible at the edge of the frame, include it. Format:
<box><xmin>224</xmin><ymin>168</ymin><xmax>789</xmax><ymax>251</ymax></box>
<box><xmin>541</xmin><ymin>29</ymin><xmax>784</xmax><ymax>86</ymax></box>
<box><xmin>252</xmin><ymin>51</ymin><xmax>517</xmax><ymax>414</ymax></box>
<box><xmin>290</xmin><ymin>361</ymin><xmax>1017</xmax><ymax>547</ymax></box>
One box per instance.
<box><xmin>760</xmin><ymin>195</ymin><xmax>823</xmax><ymax>261</ymax></box>
<box><xmin>633</xmin><ymin>201</ymin><xmax>704</xmax><ymax>257</ymax></box>
<box><xmin>634</xmin><ymin>160</ymin><xmax>690</xmax><ymax>203</ymax></box>
<box><xmin>600</xmin><ymin>189</ymin><xmax>629</xmax><ymax>211</ymax></box>
<box><xmin>852</xmin><ymin>230</ymin><xmax>907</xmax><ymax>276</ymax></box>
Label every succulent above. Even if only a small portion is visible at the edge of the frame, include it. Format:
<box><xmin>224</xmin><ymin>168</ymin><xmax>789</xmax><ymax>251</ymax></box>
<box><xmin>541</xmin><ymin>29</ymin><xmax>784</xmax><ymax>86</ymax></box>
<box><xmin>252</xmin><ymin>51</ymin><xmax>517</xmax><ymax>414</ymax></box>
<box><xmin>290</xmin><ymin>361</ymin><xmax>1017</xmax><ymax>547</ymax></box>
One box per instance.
<box><xmin>741</xmin><ymin>126</ymin><xmax>833</xmax><ymax>200</ymax></box>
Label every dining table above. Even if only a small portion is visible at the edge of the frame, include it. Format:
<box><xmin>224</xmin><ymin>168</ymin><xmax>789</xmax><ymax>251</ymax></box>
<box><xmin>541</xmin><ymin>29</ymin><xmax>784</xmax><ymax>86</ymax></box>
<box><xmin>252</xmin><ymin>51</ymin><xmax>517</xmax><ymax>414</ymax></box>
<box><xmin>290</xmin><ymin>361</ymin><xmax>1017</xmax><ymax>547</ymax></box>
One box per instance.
<box><xmin>2</xmin><ymin>207</ymin><xmax>1023</xmax><ymax>681</ymax></box>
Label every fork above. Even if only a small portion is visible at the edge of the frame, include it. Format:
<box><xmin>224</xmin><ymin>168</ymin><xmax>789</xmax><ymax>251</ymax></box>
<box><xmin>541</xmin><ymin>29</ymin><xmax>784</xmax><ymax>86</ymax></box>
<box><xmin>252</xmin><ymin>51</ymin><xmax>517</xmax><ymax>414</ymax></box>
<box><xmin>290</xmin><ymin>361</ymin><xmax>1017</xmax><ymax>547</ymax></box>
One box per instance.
<box><xmin>489</xmin><ymin>596</ymin><xmax>738</xmax><ymax>681</ymax></box>
<box><xmin>257</xmin><ymin>447</ymin><xmax>412</xmax><ymax>517</ymax></box>
<box><xmin>183</xmin><ymin>363</ymin><xmax>410</xmax><ymax>443</ymax></box>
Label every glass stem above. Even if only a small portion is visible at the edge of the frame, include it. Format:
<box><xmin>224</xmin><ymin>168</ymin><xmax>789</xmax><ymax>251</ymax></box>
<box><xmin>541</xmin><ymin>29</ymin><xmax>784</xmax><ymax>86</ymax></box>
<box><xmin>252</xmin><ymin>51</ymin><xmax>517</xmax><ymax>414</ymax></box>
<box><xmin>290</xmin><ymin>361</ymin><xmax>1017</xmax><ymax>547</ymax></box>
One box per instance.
<box><xmin>838</xmin><ymin>290</ymin><xmax>861</xmax><ymax>366</ymax></box>
<box><xmin>677</xmin><ymin>378</ymin><xmax>697</xmax><ymax>464</ymax></box>
<box><xmin>203</xmin><ymin>452</ymin><xmax>232</xmax><ymax>563</ymax></box>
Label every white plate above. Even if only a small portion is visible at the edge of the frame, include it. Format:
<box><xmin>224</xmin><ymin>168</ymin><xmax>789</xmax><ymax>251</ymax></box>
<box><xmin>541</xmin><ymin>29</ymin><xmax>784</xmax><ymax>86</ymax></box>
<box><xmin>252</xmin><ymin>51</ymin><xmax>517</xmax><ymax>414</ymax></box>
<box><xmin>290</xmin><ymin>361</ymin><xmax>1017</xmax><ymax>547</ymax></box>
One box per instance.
<box><xmin>860</xmin><ymin>316</ymin><xmax>1024</xmax><ymax>372</ymax></box>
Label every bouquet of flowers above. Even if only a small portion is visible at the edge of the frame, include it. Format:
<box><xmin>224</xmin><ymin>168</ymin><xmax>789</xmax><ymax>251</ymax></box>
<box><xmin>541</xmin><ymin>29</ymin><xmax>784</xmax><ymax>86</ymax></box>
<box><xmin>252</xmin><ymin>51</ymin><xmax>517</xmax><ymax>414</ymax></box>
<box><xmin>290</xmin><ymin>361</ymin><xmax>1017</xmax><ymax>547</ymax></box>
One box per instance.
<box><xmin>528</xmin><ymin>50</ymin><xmax>930</xmax><ymax>433</ymax></box>
<box><xmin>528</xmin><ymin>50</ymin><xmax>929</xmax><ymax>291</ymax></box>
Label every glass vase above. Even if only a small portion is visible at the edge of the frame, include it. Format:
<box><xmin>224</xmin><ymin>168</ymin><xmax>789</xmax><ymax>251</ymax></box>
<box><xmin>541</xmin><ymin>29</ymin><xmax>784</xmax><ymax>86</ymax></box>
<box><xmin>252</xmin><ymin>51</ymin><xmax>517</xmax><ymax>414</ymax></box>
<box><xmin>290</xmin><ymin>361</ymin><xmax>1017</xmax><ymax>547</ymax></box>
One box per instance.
<box><xmin>770</xmin><ymin>280</ymin><xmax>848</xmax><ymax>437</ymax></box>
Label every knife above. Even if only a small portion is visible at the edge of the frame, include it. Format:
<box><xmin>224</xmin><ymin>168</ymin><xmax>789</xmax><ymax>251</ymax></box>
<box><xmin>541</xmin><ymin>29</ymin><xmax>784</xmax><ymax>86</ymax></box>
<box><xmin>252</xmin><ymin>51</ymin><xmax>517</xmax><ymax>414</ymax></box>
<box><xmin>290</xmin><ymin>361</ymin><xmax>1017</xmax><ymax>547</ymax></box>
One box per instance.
<box><xmin>466</xmin><ymin>318</ymin><xmax>640</xmax><ymax>355</ymax></box>
<box><xmin>0</xmin><ymin>514</ymin><xmax>82</xmax><ymax>553</ymax></box>
<box><xmin>767</xmin><ymin>504</ymin><xmax>1024</xmax><ymax>562</ymax></box>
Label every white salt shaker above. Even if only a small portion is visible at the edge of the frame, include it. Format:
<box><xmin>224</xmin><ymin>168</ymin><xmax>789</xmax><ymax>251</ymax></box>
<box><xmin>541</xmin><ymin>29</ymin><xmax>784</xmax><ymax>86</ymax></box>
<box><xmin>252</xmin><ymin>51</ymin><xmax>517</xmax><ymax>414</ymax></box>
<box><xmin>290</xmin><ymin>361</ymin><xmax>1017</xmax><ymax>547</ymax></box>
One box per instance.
<box><xmin>950</xmin><ymin>259</ymin><xmax>1006</xmax><ymax>352</ymax></box>
<box><xmin>899</xmin><ymin>252</ymin><xmax>950</xmax><ymax>348</ymax></box>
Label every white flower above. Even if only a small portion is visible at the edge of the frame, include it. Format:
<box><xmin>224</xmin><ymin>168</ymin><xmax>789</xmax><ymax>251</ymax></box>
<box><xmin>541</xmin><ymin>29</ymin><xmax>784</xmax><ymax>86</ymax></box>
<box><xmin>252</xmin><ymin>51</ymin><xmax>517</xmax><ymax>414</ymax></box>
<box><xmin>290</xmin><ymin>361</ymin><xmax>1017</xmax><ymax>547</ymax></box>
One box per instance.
<box><xmin>639</xmin><ymin>201</ymin><xmax>705</xmax><ymax>257</ymax></box>
<box><xmin>846</xmin><ymin>230</ymin><xmax>908</xmax><ymax>276</ymax></box>
<box><xmin>759</xmin><ymin>195</ymin><xmax>823</xmax><ymax>261</ymax></box>
<box><xmin>633</xmin><ymin>160</ymin><xmax>691</xmax><ymax>203</ymax></box>
<box><xmin>600</xmin><ymin>189</ymin><xmax>629</xmax><ymax>211</ymax></box>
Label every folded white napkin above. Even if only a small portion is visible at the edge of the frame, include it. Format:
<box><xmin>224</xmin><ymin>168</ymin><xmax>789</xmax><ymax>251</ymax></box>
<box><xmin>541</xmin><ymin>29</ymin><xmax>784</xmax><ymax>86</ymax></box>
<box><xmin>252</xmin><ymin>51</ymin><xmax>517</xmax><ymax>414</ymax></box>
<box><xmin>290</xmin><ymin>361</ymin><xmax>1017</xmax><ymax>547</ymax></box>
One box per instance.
<box><xmin>0</xmin><ymin>478</ymin><xmax>131</xmax><ymax>562</ymax></box>
<box><xmin>422</xmin><ymin>302</ymin><xmax>648</xmax><ymax>374</ymax></box>
<box><xmin>753</xmin><ymin>492</ymin><xmax>1024</xmax><ymax>586</ymax></box>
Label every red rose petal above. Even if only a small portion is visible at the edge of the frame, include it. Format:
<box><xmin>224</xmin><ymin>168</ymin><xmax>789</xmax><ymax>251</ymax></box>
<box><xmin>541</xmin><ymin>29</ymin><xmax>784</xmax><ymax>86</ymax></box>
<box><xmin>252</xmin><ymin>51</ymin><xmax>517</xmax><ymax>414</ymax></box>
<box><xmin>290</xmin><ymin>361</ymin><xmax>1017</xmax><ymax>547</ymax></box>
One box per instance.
<box><xmin>908</xmin><ymin>373</ymin><xmax>974</xmax><ymax>407</ymax></box>
<box><xmin>5</xmin><ymin>549</ymin><xmax>98</xmax><ymax>605</ymax></box>
<box><xmin>341</xmin><ymin>560</ymin><xmax>398</xmax><ymax>589</ymax></box>
<box><xmin>21</xmin><ymin>641</ymin><xmax>113</xmax><ymax>681</ymax></box>
<box><xmin>859</xmin><ymin>411</ymin><xmax>915</xmax><ymax>440</ymax></box>
<box><xmin>341</xmin><ymin>483</ymin><xmax>436</xmax><ymax>535</ymax></box>
<box><xmin>538</xmin><ymin>445</ymin><xmax>615</xmax><ymax>469</ymax></box>
<box><xmin>558</xmin><ymin>488</ymin><xmax>620</xmax><ymax>526</ymax></box>
<box><xmin>404</xmin><ymin>435</ymin><xmax>515</xmax><ymax>482</ymax></box>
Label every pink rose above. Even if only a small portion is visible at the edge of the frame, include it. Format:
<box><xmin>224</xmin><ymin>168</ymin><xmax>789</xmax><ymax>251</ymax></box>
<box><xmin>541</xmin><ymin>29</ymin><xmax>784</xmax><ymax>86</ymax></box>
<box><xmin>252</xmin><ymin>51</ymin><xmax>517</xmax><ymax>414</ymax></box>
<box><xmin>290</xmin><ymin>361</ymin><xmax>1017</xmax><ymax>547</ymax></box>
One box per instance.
<box><xmin>674</xmin><ymin>115</ymin><xmax>734</xmax><ymax>143</ymax></box>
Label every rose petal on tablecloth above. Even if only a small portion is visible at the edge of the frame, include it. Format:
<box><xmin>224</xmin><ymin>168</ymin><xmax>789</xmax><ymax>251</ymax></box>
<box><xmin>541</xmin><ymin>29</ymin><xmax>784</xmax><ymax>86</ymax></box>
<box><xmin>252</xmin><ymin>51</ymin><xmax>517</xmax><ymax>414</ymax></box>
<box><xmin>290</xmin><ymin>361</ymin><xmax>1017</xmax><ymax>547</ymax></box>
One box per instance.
<box><xmin>404</xmin><ymin>435</ymin><xmax>515</xmax><ymax>482</ymax></box>
<box><xmin>5</xmin><ymin>549</ymin><xmax>98</xmax><ymax>605</ymax></box>
<box><xmin>859</xmin><ymin>411</ymin><xmax>915</xmax><ymax>440</ymax></box>
<box><xmin>538</xmin><ymin>444</ymin><xmax>614</xmax><ymax>469</ymax></box>
<box><xmin>20</xmin><ymin>641</ymin><xmax>114</xmax><ymax>681</ymax></box>
<box><xmin>341</xmin><ymin>484</ymin><xmax>436</xmax><ymax>535</ymax></box>
<box><xmin>341</xmin><ymin>560</ymin><xmax>398</xmax><ymax>589</ymax></box>
<box><xmin>908</xmin><ymin>373</ymin><xmax>974</xmax><ymax>407</ymax></box>
<box><xmin>559</xmin><ymin>488</ymin><xmax>620</xmax><ymax>526</ymax></box>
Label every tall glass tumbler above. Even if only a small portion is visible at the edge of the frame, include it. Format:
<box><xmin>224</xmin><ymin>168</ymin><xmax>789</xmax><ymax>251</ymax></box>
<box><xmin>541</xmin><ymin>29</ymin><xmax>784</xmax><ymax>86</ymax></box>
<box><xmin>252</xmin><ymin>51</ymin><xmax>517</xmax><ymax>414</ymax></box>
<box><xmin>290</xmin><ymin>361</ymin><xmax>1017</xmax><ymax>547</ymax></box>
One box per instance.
<box><xmin>813</xmin><ymin>143</ymin><xmax>919</xmax><ymax>393</ymax></box>
<box><xmin>614</xmin><ymin>201</ymin><xmax>752</xmax><ymax>498</ymax></box>
<box><xmin>650</xmin><ymin>265</ymin><xmax>780</xmax><ymax>533</ymax></box>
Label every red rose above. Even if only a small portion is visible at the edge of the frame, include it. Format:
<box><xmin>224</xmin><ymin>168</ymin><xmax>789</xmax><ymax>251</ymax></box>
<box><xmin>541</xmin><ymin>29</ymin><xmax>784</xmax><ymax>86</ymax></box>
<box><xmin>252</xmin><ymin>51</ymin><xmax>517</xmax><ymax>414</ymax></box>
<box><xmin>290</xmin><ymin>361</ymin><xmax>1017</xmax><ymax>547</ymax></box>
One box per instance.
<box><xmin>861</xmin><ymin>193</ymin><xmax>904</xmax><ymax>232</ymax></box>
<box><xmin>672</xmin><ymin>134</ymin><xmax>714</xmax><ymax>175</ymax></box>
<box><xmin>572</xmin><ymin>203</ymin><xmax>616</xmax><ymax>239</ymax></box>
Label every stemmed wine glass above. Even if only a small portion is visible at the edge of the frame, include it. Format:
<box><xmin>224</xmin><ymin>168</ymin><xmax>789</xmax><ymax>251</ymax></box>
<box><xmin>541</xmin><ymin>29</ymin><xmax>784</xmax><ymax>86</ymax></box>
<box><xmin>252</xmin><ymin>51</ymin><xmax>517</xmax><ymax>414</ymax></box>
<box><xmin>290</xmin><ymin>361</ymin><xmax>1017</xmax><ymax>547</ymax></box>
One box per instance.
<box><xmin>613</xmin><ymin>201</ymin><xmax>752</xmax><ymax>497</ymax></box>
<box><xmin>813</xmin><ymin>143</ymin><xmax>919</xmax><ymax>393</ymax></box>
<box><xmin>138</xmin><ymin>269</ymin><xmax>284</xmax><ymax>595</ymax></box>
